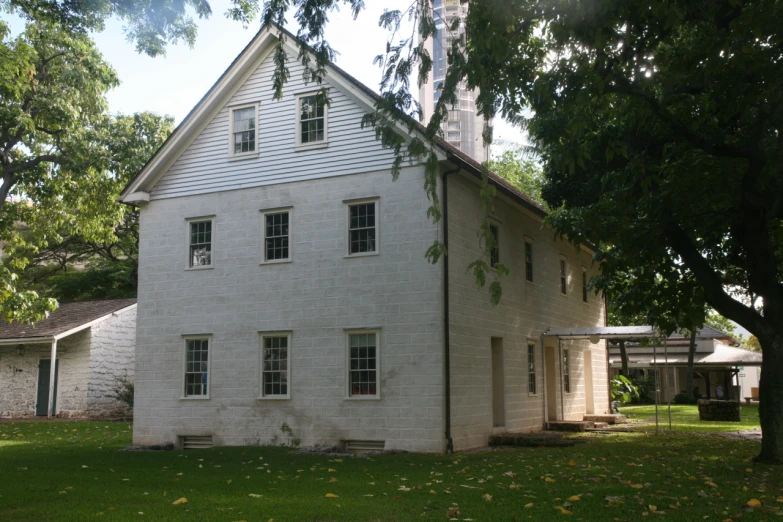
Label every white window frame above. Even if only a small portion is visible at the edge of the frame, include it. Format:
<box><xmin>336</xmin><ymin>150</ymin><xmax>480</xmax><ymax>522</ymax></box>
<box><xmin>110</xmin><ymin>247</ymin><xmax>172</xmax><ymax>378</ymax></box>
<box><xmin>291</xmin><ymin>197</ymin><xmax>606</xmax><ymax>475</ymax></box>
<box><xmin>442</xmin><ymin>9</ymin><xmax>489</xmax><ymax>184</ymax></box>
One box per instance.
<box><xmin>295</xmin><ymin>91</ymin><xmax>329</xmax><ymax>151</ymax></box>
<box><xmin>345</xmin><ymin>198</ymin><xmax>380</xmax><ymax>257</ymax></box>
<box><xmin>228</xmin><ymin>103</ymin><xmax>260</xmax><ymax>159</ymax></box>
<box><xmin>182</xmin><ymin>334</ymin><xmax>212</xmax><ymax>400</ymax></box>
<box><xmin>260</xmin><ymin>207</ymin><xmax>293</xmax><ymax>264</ymax></box>
<box><xmin>185</xmin><ymin>216</ymin><xmax>215</xmax><ymax>270</ymax></box>
<box><xmin>559</xmin><ymin>255</ymin><xmax>568</xmax><ymax>296</ymax></box>
<box><xmin>582</xmin><ymin>266</ymin><xmax>589</xmax><ymax>303</ymax></box>
<box><xmin>527</xmin><ymin>340</ymin><xmax>537</xmax><ymax>396</ymax></box>
<box><xmin>345</xmin><ymin>329</ymin><xmax>381</xmax><ymax>400</ymax></box>
<box><xmin>524</xmin><ymin>236</ymin><xmax>535</xmax><ymax>283</ymax></box>
<box><xmin>488</xmin><ymin>220</ymin><xmax>500</xmax><ymax>269</ymax></box>
<box><xmin>259</xmin><ymin>331</ymin><xmax>292</xmax><ymax>400</ymax></box>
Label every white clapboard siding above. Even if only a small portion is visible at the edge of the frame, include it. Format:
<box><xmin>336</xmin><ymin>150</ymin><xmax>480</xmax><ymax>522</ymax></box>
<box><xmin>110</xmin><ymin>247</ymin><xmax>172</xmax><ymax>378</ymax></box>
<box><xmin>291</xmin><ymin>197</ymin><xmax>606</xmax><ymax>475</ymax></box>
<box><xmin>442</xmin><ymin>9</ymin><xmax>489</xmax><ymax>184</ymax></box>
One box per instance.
<box><xmin>151</xmin><ymin>49</ymin><xmax>400</xmax><ymax>200</ymax></box>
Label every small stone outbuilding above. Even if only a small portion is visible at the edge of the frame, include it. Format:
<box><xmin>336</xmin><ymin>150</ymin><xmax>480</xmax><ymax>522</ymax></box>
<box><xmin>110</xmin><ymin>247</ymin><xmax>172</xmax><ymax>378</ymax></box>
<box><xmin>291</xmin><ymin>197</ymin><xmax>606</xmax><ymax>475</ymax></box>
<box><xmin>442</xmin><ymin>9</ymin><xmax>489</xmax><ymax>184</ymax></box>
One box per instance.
<box><xmin>0</xmin><ymin>299</ymin><xmax>136</xmax><ymax>419</ymax></box>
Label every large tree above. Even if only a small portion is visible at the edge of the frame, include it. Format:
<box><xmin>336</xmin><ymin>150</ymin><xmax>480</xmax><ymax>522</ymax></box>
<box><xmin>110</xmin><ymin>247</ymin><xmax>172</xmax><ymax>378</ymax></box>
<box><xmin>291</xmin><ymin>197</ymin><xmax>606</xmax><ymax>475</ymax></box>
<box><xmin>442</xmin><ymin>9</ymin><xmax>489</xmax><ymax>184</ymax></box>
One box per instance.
<box><xmin>259</xmin><ymin>0</ymin><xmax>783</xmax><ymax>463</ymax></box>
<box><xmin>2</xmin><ymin>0</ymin><xmax>259</xmax><ymax>56</ymax></box>
<box><xmin>12</xmin><ymin>112</ymin><xmax>174</xmax><ymax>302</ymax></box>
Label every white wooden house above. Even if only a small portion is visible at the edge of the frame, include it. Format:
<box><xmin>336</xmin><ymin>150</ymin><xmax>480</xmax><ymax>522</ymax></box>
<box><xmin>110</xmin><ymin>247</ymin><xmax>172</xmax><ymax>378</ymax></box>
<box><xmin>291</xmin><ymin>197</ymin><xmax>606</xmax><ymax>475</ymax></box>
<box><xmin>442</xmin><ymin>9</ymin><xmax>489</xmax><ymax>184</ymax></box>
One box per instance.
<box><xmin>121</xmin><ymin>25</ymin><xmax>609</xmax><ymax>452</ymax></box>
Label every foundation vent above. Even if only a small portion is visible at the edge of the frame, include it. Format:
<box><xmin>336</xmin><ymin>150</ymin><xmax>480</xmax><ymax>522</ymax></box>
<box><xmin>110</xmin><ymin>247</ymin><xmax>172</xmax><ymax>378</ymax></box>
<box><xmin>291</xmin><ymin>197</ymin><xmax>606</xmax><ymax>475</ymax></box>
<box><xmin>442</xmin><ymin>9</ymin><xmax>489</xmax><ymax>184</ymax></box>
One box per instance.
<box><xmin>343</xmin><ymin>439</ymin><xmax>385</xmax><ymax>454</ymax></box>
<box><xmin>182</xmin><ymin>435</ymin><xmax>214</xmax><ymax>450</ymax></box>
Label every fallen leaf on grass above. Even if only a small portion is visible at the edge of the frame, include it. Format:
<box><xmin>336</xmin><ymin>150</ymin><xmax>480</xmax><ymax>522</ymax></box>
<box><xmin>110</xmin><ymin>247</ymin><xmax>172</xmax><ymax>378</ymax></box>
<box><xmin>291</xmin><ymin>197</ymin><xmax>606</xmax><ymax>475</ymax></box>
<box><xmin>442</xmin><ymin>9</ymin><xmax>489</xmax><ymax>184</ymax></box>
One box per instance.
<box><xmin>329</xmin><ymin>478</ymin><xmax>337</xmax><ymax>483</ymax></box>
<box><xmin>325</xmin><ymin>493</ymin><xmax>339</xmax><ymax>498</ymax></box>
<box><xmin>524</xmin><ymin>503</ymin><xmax>534</xmax><ymax>509</ymax></box>
<box><xmin>554</xmin><ymin>506</ymin><xmax>572</xmax><ymax>515</ymax></box>
<box><xmin>567</xmin><ymin>495</ymin><xmax>582</xmax><ymax>502</ymax></box>
<box><xmin>482</xmin><ymin>494</ymin><xmax>492</xmax><ymax>502</ymax></box>
<box><xmin>248</xmin><ymin>494</ymin><xmax>263</xmax><ymax>498</ymax></box>
<box><xmin>648</xmin><ymin>505</ymin><xmax>657</xmax><ymax>512</ymax></box>
<box><xmin>172</xmin><ymin>498</ymin><xmax>188</xmax><ymax>505</ymax></box>
<box><xmin>545</xmin><ymin>477</ymin><xmax>556</xmax><ymax>483</ymax></box>
<box><xmin>746</xmin><ymin>499</ymin><xmax>762</xmax><ymax>507</ymax></box>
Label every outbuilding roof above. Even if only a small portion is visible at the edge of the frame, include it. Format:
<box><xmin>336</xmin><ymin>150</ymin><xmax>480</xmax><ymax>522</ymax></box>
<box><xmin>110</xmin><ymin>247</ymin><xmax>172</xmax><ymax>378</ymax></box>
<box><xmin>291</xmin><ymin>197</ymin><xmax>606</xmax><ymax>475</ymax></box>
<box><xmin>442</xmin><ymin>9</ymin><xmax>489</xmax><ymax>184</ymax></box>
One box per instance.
<box><xmin>608</xmin><ymin>344</ymin><xmax>762</xmax><ymax>368</ymax></box>
<box><xmin>0</xmin><ymin>298</ymin><xmax>137</xmax><ymax>342</ymax></box>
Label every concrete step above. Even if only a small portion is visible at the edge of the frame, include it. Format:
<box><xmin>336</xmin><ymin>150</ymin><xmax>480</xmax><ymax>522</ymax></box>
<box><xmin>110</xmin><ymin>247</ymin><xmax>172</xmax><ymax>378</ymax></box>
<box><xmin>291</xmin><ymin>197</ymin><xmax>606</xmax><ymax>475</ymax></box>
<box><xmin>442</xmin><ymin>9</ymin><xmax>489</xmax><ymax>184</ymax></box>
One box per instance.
<box><xmin>546</xmin><ymin>420</ymin><xmax>595</xmax><ymax>432</ymax></box>
<box><xmin>583</xmin><ymin>414</ymin><xmax>627</xmax><ymax>425</ymax></box>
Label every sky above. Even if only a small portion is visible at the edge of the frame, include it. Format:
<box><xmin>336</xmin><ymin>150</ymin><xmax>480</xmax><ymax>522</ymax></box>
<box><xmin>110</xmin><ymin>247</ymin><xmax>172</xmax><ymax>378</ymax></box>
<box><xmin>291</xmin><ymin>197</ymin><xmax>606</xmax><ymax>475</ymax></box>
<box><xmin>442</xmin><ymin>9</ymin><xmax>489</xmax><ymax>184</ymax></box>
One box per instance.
<box><xmin>3</xmin><ymin>0</ymin><xmax>524</xmax><ymax>153</ymax></box>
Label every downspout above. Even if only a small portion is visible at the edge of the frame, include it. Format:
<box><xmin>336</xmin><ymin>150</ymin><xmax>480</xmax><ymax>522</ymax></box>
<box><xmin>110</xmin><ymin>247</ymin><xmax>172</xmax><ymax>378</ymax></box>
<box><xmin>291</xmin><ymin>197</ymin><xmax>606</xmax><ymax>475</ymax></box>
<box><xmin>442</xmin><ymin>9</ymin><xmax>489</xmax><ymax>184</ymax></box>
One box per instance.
<box><xmin>541</xmin><ymin>333</ymin><xmax>548</xmax><ymax>429</ymax></box>
<box><xmin>442</xmin><ymin>166</ymin><xmax>460</xmax><ymax>453</ymax></box>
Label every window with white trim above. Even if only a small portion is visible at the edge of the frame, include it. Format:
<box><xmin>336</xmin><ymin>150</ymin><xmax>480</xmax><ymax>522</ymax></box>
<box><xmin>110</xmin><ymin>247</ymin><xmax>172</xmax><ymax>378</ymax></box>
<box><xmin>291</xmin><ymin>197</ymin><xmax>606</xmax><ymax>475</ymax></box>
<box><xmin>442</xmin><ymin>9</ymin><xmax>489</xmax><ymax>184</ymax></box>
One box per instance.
<box><xmin>188</xmin><ymin>218</ymin><xmax>213</xmax><ymax>268</ymax></box>
<box><xmin>260</xmin><ymin>333</ymin><xmax>290</xmax><ymax>398</ymax></box>
<box><xmin>528</xmin><ymin>341</ymin><xmax>536</xmax><ymax>394</ymax></box>
<box><xmin>559</xmin><ymin>257</ymin><xmax>567</xmax><ymax>295</ymax></box>
<box><xmin>298</xmin><ymin>94</ymin><xmax>326</xmax><ymax>145</ymax></box>
<box><xmin>261</xmin><ymin>209</ymin><xmax>291</xmax><ymax>262</ymax></box>
<box><xmin>489</xmin><ymin>223</ymin><xmax>499</xmax><ymax>268</ymax></box>
<box><xmin>347</xmin><ymin>200</ymin><xmax>378</xmax><ymax>255</ymax></box>
<box><xmin>348</xmin><ymin>331</ymin><xmax>379</xmax><ymax>397</ymax></box>
<box><xmin>563</xmin><ymin>349</ymin><xmax>571</xmax><ymax>393</ymax></box>
<box><xmin>231</xmin><ymin>105</ymin><xmax>257</xmax><ymax>155</ymax></box>
<box><xmin>582</xmin><ymin>267</ymin><xmax>588</xmax><ymax>303</ymax></box>
<box><xmin>184</xmin><ymin>337</ymin><xmax>209</xmax><ymax>397</ymax></box>
<box><xmin>524</xmin><ymin>241</ymin><xmax>533</xmax><ymax>282</ymax></box>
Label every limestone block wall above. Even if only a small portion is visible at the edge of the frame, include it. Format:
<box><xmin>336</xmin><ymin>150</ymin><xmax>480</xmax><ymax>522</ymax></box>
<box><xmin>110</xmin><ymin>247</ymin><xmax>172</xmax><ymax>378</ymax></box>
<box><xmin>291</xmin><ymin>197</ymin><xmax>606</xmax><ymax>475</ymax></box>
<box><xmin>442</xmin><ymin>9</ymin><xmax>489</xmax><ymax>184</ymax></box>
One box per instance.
<box><xmin>133</xmin><ymin>167</ymin><xmax>445</xmax><ymax>452</ymax></box>
<box><xmin>87</xmin><ymin>306</ymin><xmax>137</xmax><ymax>418</ymax></box>
<box><xmin>0</xmin><ymin>332</ymin><xmax>90</xmax><ymax>418</ymax></box>
<box><xmin>446</xmin><ymin>172</ymin><xmax>608</xmax><ymax>450</ymax></box>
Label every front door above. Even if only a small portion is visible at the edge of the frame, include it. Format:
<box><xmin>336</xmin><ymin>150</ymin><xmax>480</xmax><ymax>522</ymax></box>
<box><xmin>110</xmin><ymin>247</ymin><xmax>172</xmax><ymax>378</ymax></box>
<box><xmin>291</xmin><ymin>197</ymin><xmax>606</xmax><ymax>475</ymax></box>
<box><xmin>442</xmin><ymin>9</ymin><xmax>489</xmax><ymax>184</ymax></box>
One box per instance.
<box><xmin>36</xmin><ymin>359</ymin><xmax>59</xmax><ymax>416</ymax></box>
<box><xmin>545</xmin><ymin>346</ymin><xmax>558</xmax><ymax>421</ymax></box>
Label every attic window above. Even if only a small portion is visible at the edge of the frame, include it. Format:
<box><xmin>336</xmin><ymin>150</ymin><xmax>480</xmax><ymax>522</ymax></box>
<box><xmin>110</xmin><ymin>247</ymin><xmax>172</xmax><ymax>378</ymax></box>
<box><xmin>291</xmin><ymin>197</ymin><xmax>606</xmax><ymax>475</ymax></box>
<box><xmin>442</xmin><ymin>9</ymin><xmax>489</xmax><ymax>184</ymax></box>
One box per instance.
<box><xmin>230</xmin><ymin>105</ymin><xmax>258</xmax><ymax>156</ymax></box>
<box><xmin>297</xmin><ymin>93</ymin><xmax>327</xmax><ymax>148</ymax></box>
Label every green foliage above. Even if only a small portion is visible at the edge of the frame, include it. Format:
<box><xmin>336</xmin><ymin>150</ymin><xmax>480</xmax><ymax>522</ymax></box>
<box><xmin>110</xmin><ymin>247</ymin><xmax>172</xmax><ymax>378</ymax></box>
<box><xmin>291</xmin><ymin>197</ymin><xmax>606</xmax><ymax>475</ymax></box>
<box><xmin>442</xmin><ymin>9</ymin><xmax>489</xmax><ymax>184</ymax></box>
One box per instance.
<box><xmin>744</xmin><ymin>335</ymin><xmax>761</xmax><ymax>352</ymax></box>
<box><xmin>2</xmin><ymin>0</ymin><xmax>259</xmax><ymax>57</ymax></box>
<box><xmin>611</xmin><ymin>374</ymin><xmax>639</xmax><ymax>405</ymax></box>
<box><xmin>110</xmin><ymin>374</ymin><xmax>134</xmax><ymax>411</ymax></box>
<box><xmin>487</xmin><ymin>151</ymin><xmax>547</xmax><ymax>208</ymax></box>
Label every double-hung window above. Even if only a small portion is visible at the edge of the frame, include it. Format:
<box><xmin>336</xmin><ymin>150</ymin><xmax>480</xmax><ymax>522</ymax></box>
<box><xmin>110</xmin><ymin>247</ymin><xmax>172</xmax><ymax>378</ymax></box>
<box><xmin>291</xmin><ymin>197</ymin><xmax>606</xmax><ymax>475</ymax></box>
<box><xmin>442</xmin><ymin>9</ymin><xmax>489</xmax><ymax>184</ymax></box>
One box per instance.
<box><xmin>527</xmin><ymin>341</ymin><xmax>536</xmax><ymax>394</ymax></box>
<box><xmin>187</xmin><ymin>218</ymin><xmax>214</xmax><ymax>268</ymax></box>
<box><xmin>298</xmin><ymin>93</ymin><xmax>327</xmax><ymax>147</ymax></box>
<box><xmin>261</xmin><ymin>208</ymin><xmax>291</xmax><ymax>263</ymax></box>
<box><xmin>347</xmin><ymin>199</ymin><xmax>378</xmax><ymax>255</ymax></box>
<box><xmin>231</xmin><ymin>105</ymin><xmax>257</xmax><ymax>156</ymax></box>
<box><xmin>524</xmin><ymin>240</ymin><xmax>534</xmax><ymax>282</ymax></box>
<box><xmin>582</xmin><ymin>267</ymin><xmax>589</xmax><ymax>303</ymax></box>
<box><xmin>559</xmin><ymin>257</ymin><xmax>568</xmax><ymax>295</ymax></box>
<box><xmin>260</xmin><ymin>333</ymin><xmax>291</xmax><ymax>399</ymax></box>
<box><xmin>489</xmin><ymin>223</ymin><xmax>500</xmax><ymax>268</ymax></box>
<box><xmin>347</xmin><ymin>331</ymin><xmax>380</xmax><ymax>397</ymax></box>
<box><xmin>562</xmin><ymin>349</ymin><xmax>571</xmax><ymax>393</ymax></box>
<box><xmin>184</xmin><ymin>336</ymin><xmax>210</xmax><ymax>398</ymax></box>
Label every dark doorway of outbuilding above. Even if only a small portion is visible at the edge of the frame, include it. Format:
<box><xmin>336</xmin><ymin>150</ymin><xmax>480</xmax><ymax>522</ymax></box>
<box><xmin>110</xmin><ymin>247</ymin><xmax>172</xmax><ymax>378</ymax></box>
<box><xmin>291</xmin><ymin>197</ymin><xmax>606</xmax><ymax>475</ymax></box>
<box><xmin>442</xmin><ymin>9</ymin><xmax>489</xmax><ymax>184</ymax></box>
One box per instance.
<box><xmin>36</xmin><ymin>359</ymin><xmax>59</xmax><ymax>416</ymax></box>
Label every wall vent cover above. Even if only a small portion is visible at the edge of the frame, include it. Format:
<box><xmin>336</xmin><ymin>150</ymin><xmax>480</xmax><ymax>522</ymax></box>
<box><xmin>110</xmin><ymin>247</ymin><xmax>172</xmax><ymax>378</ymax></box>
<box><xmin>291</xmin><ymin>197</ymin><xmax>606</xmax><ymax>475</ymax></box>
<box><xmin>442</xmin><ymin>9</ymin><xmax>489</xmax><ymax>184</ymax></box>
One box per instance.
<box><xmin>343</xmin><ymin>439</ymin><xmax>385</xmax><ymax>454</ymax></box>
<box><xmin>182</xmin><ymin>435</ymin><xmax>214</xmax><ymax>449</ymax></box>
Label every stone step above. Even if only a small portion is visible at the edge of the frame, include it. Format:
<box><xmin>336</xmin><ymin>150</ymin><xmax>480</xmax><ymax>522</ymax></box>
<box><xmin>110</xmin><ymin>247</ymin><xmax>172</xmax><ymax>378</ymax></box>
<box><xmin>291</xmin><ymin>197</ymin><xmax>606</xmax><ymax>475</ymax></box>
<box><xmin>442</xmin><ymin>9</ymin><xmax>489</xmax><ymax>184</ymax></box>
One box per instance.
<box><xmin>546</xmin><ymin>420</ymin><xmax>595</xmax><ymax>432</ymax></box>
<box><xmin>592</xmin><ymin>422</ymin><xmax>610</xmax><ymax>429</ymax></box>
<box><xmin>583</xmin><ymin>414</ymin><xmax>627</xmax><ymax>425</ymax></box>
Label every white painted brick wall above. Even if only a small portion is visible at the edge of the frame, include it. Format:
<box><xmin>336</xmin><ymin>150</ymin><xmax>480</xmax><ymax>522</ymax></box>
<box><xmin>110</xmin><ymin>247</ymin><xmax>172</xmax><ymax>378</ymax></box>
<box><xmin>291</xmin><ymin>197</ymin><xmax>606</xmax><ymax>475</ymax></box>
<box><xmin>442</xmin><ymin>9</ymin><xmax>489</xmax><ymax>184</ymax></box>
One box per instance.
<box><xmin>0</xmin><ymin>332</ymin><xmax>90</xmax><ymax>418</ymax></box>
<box><xmin>446</xmin><ymin>173</ymin><xmax>609</xmax><ymax>450</ymax></box>
<box><xmin>87</xmin><ymin>306</ymin><xmax>137</xmax><ymax>418</ymax></box>
<box><xmin>134</xmin><ymin>167</ymin><xmax>445</xmax><ymax>452</ymax></box>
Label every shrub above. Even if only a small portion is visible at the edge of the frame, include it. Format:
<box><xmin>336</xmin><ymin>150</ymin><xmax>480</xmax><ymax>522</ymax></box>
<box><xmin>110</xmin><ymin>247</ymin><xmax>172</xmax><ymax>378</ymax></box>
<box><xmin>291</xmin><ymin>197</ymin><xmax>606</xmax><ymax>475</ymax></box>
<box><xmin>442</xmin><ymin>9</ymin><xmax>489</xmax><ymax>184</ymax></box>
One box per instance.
<box><xmin>611</xmin><ymin>375</ymin><xmax>640</xmax><ymax>405</ymax></box>
<box><xmin>111</xmin><ymin>374</ymin><xmax>134</xmax><ymax>411</ymax></box>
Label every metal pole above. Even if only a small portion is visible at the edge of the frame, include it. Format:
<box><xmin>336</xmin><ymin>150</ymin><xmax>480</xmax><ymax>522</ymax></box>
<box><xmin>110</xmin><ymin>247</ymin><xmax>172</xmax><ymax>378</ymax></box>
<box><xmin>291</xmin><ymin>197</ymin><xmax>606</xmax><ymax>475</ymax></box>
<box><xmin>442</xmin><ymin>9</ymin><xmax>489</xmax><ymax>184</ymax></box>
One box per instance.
<box><xmin>653</xmin><ymin>338</ymin><xmax>659</xmax><ymax>435</ymax></box>
<box><xmin>665</xmin><ymin>336</ymin><xmax>671</xmax><ymax>431</ymax></box>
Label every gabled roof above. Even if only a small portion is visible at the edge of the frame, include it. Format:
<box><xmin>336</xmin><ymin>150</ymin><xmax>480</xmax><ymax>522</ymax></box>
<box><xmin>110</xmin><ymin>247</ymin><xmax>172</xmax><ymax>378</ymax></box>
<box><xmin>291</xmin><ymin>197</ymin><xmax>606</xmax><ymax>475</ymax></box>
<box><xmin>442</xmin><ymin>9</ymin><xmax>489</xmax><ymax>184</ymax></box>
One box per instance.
<box><xmin>120</xmin><ymin>24</ymin><xmax>547</xmax><ymax>220</ymax></box>
<box><xmin>0</xmin><ymin>298</ymin><xmax>137</xmax><ymax>343</ymax></box>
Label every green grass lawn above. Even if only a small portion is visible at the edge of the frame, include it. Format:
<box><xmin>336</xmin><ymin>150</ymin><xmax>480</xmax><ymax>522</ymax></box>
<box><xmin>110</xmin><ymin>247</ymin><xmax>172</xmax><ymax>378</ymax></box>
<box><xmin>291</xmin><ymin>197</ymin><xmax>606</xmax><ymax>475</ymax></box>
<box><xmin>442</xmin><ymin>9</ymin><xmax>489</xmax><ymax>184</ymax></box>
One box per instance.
<box><xmin>1</xmin><ymin>422</ymin><xmax>782</xmax><ymax>521</ymax></box>
<box><xmin>621</xmin><ymin>404</ymin><xmax>761</xmax><ymax>432</ymax></box>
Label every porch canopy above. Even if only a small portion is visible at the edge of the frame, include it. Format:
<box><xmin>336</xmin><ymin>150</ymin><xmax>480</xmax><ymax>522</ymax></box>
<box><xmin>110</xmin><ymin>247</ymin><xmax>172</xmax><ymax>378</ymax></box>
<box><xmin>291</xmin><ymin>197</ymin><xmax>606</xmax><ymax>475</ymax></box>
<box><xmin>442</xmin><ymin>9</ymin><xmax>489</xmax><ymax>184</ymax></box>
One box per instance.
<box><xmin>608</xmin><ymin>343</ymin><xmax>763</xmax><ymax>368</ymax></box>
<box><xmin>544</xmin><ymin>325</ymin><xmax>660</xmax><ymax>341</ymax></box>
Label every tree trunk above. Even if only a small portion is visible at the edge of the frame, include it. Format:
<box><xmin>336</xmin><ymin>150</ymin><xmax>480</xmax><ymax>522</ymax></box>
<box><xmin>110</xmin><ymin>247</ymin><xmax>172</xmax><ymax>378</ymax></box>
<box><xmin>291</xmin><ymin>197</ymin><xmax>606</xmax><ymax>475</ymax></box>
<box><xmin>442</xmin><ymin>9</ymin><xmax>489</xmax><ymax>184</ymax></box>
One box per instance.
<box><xmin>756</xmin><ymin>335</ymin><xmax>783</xmax><ymax>464</ymax></box>
<box><xmin>686</xmin><ymin>331</ymin><xmax>696</xmax><ymax>400</ymax></box>
<box><xmin>619</xmin><ymin>340</ymin><xmax>629</xmax><ymax>376</ymax></box>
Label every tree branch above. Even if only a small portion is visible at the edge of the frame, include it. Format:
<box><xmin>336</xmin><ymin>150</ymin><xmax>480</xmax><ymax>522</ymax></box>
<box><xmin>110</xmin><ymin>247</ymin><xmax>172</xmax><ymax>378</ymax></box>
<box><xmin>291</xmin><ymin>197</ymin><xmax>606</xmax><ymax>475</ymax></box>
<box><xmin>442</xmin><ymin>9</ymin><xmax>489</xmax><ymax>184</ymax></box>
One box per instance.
<box><xmin>665</xmin><ymin>223</ymin><xmax>772</xmax><ymax>339</ymax></box>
